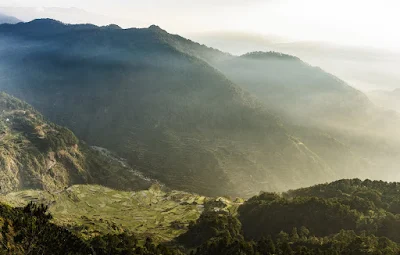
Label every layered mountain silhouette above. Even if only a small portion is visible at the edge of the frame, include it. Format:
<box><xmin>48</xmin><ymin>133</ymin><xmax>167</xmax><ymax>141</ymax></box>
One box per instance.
<box><xmin>210</xmin><ymin>51</ymin><xmax>400</xmax><ymax>182</ymax></box>
<box><xmin>0</xmin><ymin>19</ymin><xmax>399</xmax><ymax>196</ymax></box>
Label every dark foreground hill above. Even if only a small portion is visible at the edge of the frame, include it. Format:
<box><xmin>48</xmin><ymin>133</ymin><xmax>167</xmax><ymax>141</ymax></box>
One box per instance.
<box><xmin>0</xmin><ymin>20</ymin><xmax>336</xmax><ymax>196</ymax></box>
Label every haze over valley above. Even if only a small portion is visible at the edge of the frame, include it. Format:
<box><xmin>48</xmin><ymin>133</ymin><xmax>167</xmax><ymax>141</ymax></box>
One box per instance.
<box><xmin>0</xmin><ymin>2</ymin><xmax>399</xmax><ymax>254</ymax></box>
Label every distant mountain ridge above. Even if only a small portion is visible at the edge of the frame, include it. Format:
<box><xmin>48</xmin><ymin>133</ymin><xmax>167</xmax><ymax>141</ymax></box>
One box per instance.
<box><xmin>192</xmin><ymin>31</ymin><xmax>400</xmax><ymax>92</ymax></box>
<box><xmin>0</xmin><ymin>13</ymin><xmax>21</xmax><ymax>24</ymax></box>
<box><xmin>240</xmin><ymin>51</ymin><xmax>300</xmax><ymax>61</ymax></box>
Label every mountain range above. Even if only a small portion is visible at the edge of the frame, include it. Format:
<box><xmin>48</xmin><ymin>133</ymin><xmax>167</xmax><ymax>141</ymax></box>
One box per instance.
<box><xmin>1</xmin><ymin>18</ymin><xmax>400</xmax><ymax>254</ymax></box>
<box><xmin>0</xmin><ymin>19</ymin><xmax>399</xmax><ymax>197</ymax></box>
<box><xmin>0</xmin><ymin>19</ymin><xmax>335</xmax><ymax>196</ymax></box>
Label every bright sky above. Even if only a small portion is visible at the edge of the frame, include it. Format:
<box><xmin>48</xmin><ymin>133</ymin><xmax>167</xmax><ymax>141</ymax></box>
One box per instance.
<box><xmin>2</xmin><ymin>0</ymin><xmax>400</xmax><ymax>50</ymax></box>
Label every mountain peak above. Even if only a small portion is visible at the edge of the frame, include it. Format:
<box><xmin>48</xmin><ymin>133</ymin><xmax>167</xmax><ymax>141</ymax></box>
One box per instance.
<box><xmin>18</xmin><ymin>18</ymin><xmax>67</xmax><ymax>31</ymax></box>
<box><xmin>28</xmin><ymin>18</ymin><xmax>64</xmax><ymax>26</ymax></box>
<box><xmin>241</xmin><ymin>51</ymin><xmax>300</xmax><ymax>61</ymax></box>
<box><xmin>149</xmin><ymin>24</ymin><xmax>161</xmax><ymax>29</ymax></box>
<box><xmin>148</xmin><ymin>24</ymin><xmax>166</xmax><ymax>33</ymax></box>
<box><xmin>102</xmin><ymin>24</ymin><xmax>122</xmax><ymax>30</ymax></box>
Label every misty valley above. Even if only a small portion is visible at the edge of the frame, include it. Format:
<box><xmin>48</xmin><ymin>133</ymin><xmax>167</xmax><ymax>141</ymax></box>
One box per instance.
<box><xmin>0</xmin><ymin>12</ymin><xmax>399</xmax><ymax>255</ymax></box>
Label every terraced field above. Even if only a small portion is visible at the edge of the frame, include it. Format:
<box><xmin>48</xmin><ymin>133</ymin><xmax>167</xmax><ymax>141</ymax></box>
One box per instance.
<box><xmin>0</xmin><ymin>184</ymin><xmax>238</xmax><ymax>242</ymax></box>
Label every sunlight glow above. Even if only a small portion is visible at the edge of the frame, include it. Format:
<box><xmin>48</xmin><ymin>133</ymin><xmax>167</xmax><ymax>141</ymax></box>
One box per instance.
<box><xmin>2</xmin><ymin>0</ymin><xmax>400</xmax><ymax>50</ymax></box>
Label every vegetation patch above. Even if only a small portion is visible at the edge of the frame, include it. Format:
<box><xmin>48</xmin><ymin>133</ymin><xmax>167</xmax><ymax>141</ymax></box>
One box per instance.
<box><xmin>0</xmin><ymin>184</ymin><xmax>238</xmax><ymax>242</ymax></box>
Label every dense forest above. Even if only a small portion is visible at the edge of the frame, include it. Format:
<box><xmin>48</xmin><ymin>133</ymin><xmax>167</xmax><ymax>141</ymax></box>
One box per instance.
<box><xmin>2</xmin><ymin>179</ymin><xmax>400</xmax><ymax>254</ymax></box>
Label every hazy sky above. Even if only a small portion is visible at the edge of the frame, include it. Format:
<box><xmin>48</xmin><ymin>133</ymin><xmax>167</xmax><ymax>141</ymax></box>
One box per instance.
<box><xmin>2</xmin><ymin>0</ymin><xmax>400</xmax><ymax>51</ymax></box>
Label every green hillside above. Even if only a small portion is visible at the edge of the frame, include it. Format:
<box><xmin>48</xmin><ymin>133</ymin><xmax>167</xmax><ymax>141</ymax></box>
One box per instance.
<box><xmin>239</xmin><ymin>179</ymin><xmax>400</xmax><ymax>244</ymax></box>
<box><xmin>190</xmin><ymin>179</ymin><xmax>400</xmax><ymax>254</ymax></box>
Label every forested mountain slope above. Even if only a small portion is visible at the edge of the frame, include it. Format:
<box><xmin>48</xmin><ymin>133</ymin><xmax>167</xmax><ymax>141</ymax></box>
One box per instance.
<box><xmin>0</xmin><ymin>20</ymin><xmax>335</xmax><ymax>196</ymax></box>
<box><xmin>239</xmin><ymin>179</ymin><xmax>400</xmax><ymax>243</ymax></box>
<box><xmin>0</xmin><ymin>92</ymin><xmax>153</xmax><ymax>193</ymax></box>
